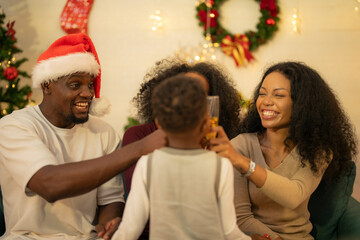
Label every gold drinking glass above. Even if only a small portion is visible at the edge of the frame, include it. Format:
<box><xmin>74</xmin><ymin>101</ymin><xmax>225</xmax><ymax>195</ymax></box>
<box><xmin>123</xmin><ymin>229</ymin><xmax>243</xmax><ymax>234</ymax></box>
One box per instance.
<box><xmin>206</xmin><ymin>95</ymin><xmax>219</xmax><ymax>140</ymax></box>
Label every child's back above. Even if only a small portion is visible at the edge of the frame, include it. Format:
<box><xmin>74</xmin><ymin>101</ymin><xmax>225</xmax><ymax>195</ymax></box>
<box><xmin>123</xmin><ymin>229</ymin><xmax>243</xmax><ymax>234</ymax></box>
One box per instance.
<box><xmin>112</xmin><ymin>75</ymin><xmax>250</xmax><ymax>240</ymax></box>
<box><xmin>148</xmin><ymin>148</ymin><xmax>223</xmax><ymax>239</ymax></box>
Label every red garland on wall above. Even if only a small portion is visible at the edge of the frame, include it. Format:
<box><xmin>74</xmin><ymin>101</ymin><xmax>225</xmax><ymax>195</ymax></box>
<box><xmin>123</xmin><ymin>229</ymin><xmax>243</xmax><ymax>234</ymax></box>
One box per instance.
<box><xmin>196</xmin><ymin>0</ymin><xmax>280</xmax><ymax>67</ymax></box>
<box><xmin>60</xmin><ymin>0</ymin><xmax>94</xmax><ymax>34</ymax></box>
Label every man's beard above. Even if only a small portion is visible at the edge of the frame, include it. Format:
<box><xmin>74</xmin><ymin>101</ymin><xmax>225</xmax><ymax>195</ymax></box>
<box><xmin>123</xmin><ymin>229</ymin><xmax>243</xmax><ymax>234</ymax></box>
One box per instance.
<box><xmin>67</xmin><ymin>111</ymin><xmax>89</xmax><ymax>125</ymax></box>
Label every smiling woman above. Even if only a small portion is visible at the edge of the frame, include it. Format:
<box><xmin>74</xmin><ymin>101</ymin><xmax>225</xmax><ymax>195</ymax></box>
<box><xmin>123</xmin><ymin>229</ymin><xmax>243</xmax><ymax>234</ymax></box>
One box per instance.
<box><xmin>256</xmin><ymin>71</ymin><xmax>293</xmax><ymax>132</ymax></box>
<box><xmin>210</xmin><ymin>61</ymin><xmax>357</xmax><ymax>240</ymax></box>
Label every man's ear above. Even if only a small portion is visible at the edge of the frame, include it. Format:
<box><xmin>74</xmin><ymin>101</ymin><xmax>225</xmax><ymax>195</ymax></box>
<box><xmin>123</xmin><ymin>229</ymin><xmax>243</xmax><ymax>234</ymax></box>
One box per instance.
<box><xmin>155</xmin><ymin>118</ymin><xmax>162</xmax><ymax>129</ymax></box>
<box><xmin>41</xmin><ymin>82</ymin><xmax>51</xmax><ymax>95</ymax></box>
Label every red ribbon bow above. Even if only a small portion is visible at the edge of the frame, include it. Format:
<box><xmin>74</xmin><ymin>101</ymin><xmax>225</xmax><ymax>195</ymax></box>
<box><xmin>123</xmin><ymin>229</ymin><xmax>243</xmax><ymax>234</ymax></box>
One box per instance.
<box><xmin>221</xmin><ymin>34</ymin><xmax>254</xmax><ymax>67</ymax></box>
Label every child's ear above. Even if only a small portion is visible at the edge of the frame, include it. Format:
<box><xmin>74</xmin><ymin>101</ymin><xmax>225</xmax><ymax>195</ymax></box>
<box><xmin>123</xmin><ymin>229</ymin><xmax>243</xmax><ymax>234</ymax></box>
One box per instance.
<box><xmin>155</xmin><ymin>118</ymin><xmax>162</xmax><ymax>129</ymax></box>
<box><xmin>200</xmin><ymin>114</ymin><xmax>210</xmax><ymax>134</ymax></box>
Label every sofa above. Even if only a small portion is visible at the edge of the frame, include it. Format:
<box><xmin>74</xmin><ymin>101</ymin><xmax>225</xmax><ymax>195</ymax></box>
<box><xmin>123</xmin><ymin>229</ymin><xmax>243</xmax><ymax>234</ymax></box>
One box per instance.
<box><xmin>309</xmin><ymin>161</ymin><xmax>360</xmax><ymax>240</ymax></box>
<box><xmin>0</xmin><ymin>188</ymin><xmax>4</xmax><ymax>236</ymax></box>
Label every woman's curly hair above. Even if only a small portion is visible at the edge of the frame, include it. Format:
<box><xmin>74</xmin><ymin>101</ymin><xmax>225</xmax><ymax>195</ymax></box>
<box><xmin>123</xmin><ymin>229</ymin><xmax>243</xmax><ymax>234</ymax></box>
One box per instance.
<box><xmin>134</xmin><ymin>58</ymin><xmax>242</xmax><ymax>139</ymax></box>
<box><xmin>239</xmin><ymin>61</ymin><xmax>357</xmax><ymax>181</ymax></box>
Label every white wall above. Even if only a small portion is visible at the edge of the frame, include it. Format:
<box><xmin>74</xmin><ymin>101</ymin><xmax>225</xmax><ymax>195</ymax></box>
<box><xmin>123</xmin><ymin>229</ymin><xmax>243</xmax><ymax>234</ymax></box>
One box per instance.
<box><xmin>1</xmin><ymin>0</ymin><xmax>359</xmax><ymax>200</ymax></box>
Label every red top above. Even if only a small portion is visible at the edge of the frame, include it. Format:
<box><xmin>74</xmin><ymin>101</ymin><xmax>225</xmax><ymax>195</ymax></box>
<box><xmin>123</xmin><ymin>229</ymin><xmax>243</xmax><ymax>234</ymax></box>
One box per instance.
<box><xmin>122</xmin><ymin>122</ymin><xmax>158</xmax><ymax>194</ymax></box>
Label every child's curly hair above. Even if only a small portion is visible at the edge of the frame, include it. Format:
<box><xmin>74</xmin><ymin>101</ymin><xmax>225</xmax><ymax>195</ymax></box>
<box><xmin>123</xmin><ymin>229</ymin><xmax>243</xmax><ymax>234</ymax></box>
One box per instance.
<box><xmin>151</xmin><ymin>74</ymin><xmax>207</xmax><ymax>133</ymax></box>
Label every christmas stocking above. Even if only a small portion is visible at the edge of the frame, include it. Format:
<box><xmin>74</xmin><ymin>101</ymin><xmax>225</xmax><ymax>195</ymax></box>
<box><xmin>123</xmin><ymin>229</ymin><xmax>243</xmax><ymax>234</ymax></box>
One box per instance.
<box><xmin>60</xmin><ymin>0</ymin><xmax>94</xmax><ymax>34</ymax></box>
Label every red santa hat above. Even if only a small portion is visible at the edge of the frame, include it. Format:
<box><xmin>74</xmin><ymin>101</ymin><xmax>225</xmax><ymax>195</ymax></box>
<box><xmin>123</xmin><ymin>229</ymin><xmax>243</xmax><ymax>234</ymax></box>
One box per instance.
<box><xmin>32</xmin><ymin>33</ymin><xmax>110</xmax><ymax>117</ymax></box>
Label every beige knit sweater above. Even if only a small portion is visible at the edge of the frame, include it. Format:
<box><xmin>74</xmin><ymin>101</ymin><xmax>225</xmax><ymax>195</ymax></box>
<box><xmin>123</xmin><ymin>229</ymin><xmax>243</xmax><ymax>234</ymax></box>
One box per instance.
<box><xmin>231</xmin><ymin>133</ymin><xmax>325</xmax><ymax>240</ymax></box>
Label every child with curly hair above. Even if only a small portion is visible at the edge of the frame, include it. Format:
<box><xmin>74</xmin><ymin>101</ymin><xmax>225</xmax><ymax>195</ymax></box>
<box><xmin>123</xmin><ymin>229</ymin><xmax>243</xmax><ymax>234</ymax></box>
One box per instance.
<box><xmin>112</xmin><ymin>74</ymin><xmax>251</xmax><ymax>240</ymax></box>
<box><xmin>123</xmin><ymin>58</ymin><xmax>242</xmax><ymax>196</ymax></box>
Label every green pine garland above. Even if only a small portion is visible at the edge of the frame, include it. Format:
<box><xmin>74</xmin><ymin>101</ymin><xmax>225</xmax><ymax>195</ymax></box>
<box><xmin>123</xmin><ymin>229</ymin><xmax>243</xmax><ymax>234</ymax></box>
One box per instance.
<box><xmin>196</xmin><ymin>0</ymin><xmax>280</xmax><ymax>51</ymax></box>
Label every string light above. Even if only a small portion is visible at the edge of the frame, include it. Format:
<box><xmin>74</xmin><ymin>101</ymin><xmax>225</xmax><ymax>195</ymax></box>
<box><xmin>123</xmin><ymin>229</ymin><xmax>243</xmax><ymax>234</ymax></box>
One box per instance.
<box><xmin>2</xmin><ymin>109</ymin><xmax>7</xmax><ymax>115</ymax></box>
<box><xmin>175</xmin><ymin>0</ymin><xmax>218</xmax><ymax>64</ymax></box>
<box><xmin>191</xmin><ymin>0</ymin><xmax>217</xmax><ymax>62</ymax></box>
<box><xmin>354</xmin><ymin>0</ymin><xmax>360</xmax><ymax>13</ymax></box>
<box><xmin>1</xmin><ymin>61</ymin><xmax>6</xmax><ymax>68</ymax></box>
<box><xmin>205</xmin><ymin>33</ymin><xmax>211</xmax><ymax>41</ymax></box>
<box><xmin>150</xmin><ymin>10</ymin><xmax>163</xmax><ymax>32</ymax></box>
<box><xmin>292</xmin><ymin>8</ymin><xmax>300</xmax><ymax>33</ymax></box>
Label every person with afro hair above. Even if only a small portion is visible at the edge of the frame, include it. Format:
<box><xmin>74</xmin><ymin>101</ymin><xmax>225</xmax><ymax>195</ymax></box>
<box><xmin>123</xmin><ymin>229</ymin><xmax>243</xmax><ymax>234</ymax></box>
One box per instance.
<box><xmin>113</xmin><ymin>74</ymin><xmax>251</xmax><ymax>240</ymax></box>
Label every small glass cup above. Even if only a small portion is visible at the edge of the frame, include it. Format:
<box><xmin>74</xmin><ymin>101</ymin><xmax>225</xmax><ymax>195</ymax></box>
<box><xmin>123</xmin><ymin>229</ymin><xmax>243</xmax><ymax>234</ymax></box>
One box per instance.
<box><xmin>205</xmin><ymin>95</ymin><xmax>219</xmax><ymax>140</ymax></box>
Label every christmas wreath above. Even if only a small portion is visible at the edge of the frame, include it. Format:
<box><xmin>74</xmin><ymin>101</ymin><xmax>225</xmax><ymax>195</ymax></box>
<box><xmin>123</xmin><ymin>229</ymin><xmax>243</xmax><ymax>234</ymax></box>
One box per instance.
<box><xmin>196</xmin><ymin>0</ymin><xmax>280</xmax><ymax>67</ymax></box>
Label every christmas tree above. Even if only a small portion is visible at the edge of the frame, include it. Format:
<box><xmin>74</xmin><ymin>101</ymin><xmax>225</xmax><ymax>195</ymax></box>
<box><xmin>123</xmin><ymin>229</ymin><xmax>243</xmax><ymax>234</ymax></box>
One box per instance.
<box><xmin>0</xmin><ymin>6</ymin><xmax>32</xmax><ymax>118</ymax></box>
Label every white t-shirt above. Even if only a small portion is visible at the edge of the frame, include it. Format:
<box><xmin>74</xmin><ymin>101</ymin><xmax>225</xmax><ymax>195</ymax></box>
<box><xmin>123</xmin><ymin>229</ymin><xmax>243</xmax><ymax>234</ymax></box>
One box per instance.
<box><xmin>112</xmin><ymin>148</ymin><xmax>250</xmax><ymax>240</ymax></box>
<box><xmin>0</xmin><ymin>106</ymin><xmax>124</xmax><ymax>239</ymax></box>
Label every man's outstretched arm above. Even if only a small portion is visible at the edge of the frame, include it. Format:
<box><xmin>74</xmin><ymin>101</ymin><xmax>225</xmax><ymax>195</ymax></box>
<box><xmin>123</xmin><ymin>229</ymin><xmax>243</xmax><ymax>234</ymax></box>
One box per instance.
<box><xmin>27</xmin><ymin>129</ymin><xmax>167</xmax><ymax>202</ymax></box>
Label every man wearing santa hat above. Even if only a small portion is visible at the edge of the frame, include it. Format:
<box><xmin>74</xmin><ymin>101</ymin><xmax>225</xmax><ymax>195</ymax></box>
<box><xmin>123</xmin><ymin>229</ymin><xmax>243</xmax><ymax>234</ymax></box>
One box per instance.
<box><xmin>0</xmin><ymin>33</ymin><xmax>166</xmax><ymax>240</ymax></box>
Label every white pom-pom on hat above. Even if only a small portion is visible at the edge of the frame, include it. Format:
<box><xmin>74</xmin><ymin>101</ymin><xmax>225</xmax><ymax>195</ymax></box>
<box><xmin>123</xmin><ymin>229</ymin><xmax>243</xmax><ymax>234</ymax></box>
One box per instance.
<box><xmin>89</xmin><ymin>97</ymin><xmax>111</xmax><ymax>117</ymax></box>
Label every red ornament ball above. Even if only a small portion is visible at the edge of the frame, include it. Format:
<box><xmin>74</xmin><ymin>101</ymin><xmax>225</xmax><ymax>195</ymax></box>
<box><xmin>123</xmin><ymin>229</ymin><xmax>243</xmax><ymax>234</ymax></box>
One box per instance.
<box><xmin>3</xmin><ymin>66</ymin><xmax>18</xmax><ymax>81</ymax></box>
<box><xmin>266</xmin><ymin>18</ymin><xmax>275</xmax><ymax>26</ymax></box>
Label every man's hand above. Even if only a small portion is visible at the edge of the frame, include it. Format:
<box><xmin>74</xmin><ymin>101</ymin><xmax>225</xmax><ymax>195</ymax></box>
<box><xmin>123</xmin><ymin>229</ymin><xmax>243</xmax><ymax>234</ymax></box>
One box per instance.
<box><xmin>96</xmin><ymin>217</ymin><xmax>121</xmax><ymax>240</ymax></box>
<box><xmin>138</xmin><ymin>129</ymin><xmax>167</xmax><ymax>156</ymax></box>
<box><xmin>96</xmin><ymin>202</ymin><xmax>123</xmax><ymax>239</ymax></box>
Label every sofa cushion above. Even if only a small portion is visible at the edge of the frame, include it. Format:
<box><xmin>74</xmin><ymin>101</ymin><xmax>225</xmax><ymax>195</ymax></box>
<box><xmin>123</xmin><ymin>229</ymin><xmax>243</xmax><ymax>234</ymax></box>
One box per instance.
<box><xmin>308</xmin><ymin>161</ymin><xmax>356</xmax><ymax>240</ymax></box>
<box><xmin>0</xmin><ymin>188</ymin><xmax>5</xmax><ymax>236</ymax></box>
<box><xmin>337</xmin><ymin>197</ymin><xmax>360</xmax><ymax>240</ymax></box>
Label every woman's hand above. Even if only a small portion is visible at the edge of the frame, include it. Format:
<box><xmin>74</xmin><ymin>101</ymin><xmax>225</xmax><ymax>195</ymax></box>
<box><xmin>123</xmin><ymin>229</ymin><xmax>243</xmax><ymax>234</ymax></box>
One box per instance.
<box><xmin>250</xmin><ymin>233</ymin><xmax>282</xmax><ymax>240</ymax></box>
<box><xmin>208</xmin><ymin>126</ymin><xmax>243</xmax><ymax>167</ymax></box>
<box><xmin>209</xmin><ymin>126</ymin><xmax>267</xmax><ymax>187</ymax></box>
<box><xmin>250</xmin><ymin>234</ymin><xmax>270</xmax><ymax>240</ymax></box>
